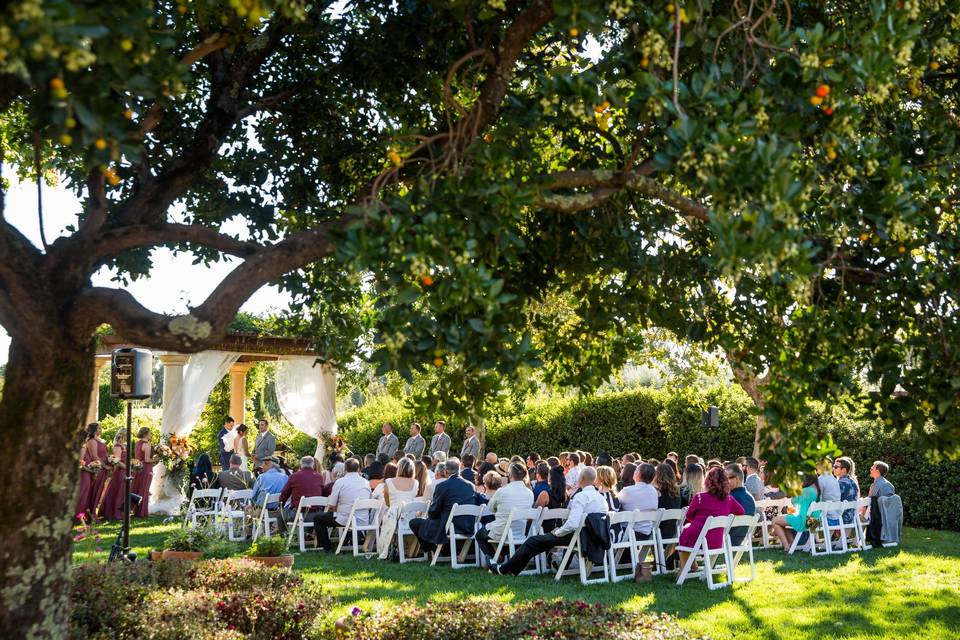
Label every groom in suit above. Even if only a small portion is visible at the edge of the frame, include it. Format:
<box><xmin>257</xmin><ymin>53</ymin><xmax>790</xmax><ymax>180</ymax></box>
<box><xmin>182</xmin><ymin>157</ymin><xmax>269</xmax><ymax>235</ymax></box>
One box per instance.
<box><xmin>409</xmin><ymin>459</ymin><xmax>476</xmax><ymax>554</ymax></box>
<box><xmin>218</xmin><ymin>416</ymin><xmax>235</xmax><ymax>470</ymax></box>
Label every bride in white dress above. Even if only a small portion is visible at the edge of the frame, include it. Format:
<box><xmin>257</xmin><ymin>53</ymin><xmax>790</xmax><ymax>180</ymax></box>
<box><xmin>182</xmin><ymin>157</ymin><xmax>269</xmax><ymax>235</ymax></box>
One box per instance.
<box><xmin>377</xmin><ymin>458</ymin><xmax>420</xmax><ymax>558</ymax></box>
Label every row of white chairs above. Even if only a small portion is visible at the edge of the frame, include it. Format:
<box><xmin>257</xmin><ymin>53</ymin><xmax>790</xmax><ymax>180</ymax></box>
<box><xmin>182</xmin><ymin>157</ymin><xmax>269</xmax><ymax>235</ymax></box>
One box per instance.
<box><xmin>182</xmin><ymin>488</ymin><xmax>282</xmax><ymax>542</ymax></box>
<box><xmin>756</xmin><ymin>497</ymin><xmax>891</xmax><ymax>555</ymax></box>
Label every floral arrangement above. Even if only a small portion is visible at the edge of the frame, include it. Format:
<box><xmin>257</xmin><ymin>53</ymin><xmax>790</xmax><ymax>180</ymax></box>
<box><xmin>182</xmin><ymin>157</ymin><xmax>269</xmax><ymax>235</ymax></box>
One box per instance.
<box><xmin>806</xmin><ymin>515</ymin><xmax>822</xmax><ymax>532</ymax></box>
<box><xmin>130</xmin><ymin>459</ymin><xmax>144</xmax><ymax>472</ymax></box>
<box><xmin>155</xmin><ymin>434</ymin><xmax>192</xmax><ymax>474</ymax></box>
<box><xmin>82</xmin><ymin>459</ymin><xmax>102</xmax><ymax>474</ymax></box>
<box><xmin>106</xmin><ymin>455</ymin><xmax>120</xmax><ymax>467</ymax></box>
<box><xmin>246</xmin><ymin>535</ymin><xmax>290</xmax><ymax>558</ymax></box>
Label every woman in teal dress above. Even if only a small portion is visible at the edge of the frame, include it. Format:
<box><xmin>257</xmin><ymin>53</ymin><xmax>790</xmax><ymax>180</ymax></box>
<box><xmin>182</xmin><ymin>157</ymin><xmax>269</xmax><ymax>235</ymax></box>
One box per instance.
<box><xmin>770</xmin><ymin>474</ymin><xmax>821</xmax><ymax>550</ymax></box>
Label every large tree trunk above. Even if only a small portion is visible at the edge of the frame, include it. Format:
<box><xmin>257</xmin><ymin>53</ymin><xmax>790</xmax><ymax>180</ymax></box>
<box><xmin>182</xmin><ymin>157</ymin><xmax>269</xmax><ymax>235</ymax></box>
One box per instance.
<box><xmin>726</xmin><ymin>351</ymin><xmax>770</xmax><ymax>458</ymax></box>
<box><xmin>0</xmin><ymin>334</ymin><xmax>95</xmax><ymax>638</ymax></box>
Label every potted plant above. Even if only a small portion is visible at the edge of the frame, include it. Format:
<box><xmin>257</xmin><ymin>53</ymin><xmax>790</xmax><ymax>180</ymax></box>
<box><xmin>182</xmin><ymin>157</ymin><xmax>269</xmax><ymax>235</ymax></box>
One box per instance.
<box><xmin>246</xmin><ymin>535</ymin><xmax>294</xmax><ymax>569</ymax></box>
<box><xmin>161</xmin><ymin>528</ymin><xmax>211</xmax><ymax>560</ymax></box>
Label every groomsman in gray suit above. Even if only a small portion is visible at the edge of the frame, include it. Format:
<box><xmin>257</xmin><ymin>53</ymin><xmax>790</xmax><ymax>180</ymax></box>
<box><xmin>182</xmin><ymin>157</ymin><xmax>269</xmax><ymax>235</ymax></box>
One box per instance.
<box><xmin>403</xmin><ymin>422</ymin><xmax>426</xmax><ymax>458</ymax></box>
<box><xmin>460</xmin><ymin>425</ymin><xmax>481</xmax><ymax>459</ymax></box>
<box><xmin>253</xmin><ymin>418</ymin><xmax>276</xmax><ymax>472</ymax></box>
<box><xmin>428</xmin><ymin>420</ymin><xmax>451</xmax><ymax>457</ymax></box>
<box><xmin>376</xmin><ymin>423</ymin><xmax>399</xmax><ymax>458</ymax></box>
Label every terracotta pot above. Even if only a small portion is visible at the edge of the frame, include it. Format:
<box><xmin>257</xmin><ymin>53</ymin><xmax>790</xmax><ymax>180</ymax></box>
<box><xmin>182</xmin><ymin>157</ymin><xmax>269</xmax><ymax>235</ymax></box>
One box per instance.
<box><xmin>161</xmin><ymin>549</ymin><xmax>203</xmax><ymax>561</ymax></box>
<box><xmin>249</xmin><ymin>554</ymin><xmax>295</xmax><ymax>569</ymax></box>
<box><xmin>149</xmin><ymin>549</ymin><xmax>163</xmax><ymax>561</ymax></box>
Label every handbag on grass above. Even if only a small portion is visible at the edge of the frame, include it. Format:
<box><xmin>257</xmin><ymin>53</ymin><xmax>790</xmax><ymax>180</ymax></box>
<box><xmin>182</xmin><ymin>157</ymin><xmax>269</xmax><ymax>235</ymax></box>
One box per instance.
<box><xmin>634</xmin><ymin>561</ymin><xmax>653</xmax><ymax>583</ymax></box>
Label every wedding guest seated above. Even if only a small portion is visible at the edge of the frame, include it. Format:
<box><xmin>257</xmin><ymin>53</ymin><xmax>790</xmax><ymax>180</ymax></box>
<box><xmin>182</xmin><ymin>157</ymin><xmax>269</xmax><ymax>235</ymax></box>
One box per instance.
<box><xmin>595</xmin><ymin>465</ymin><xmax>620</xmax><ymax>510</ymax></box>
<box><xmin>372</xmin><ymin>462</ymin><xmax>398</xmax><ymax>499</ymax></box>
<box><xmin>770</xmin><ymin>474</ymin><xmax>820</xmax><ymax>550</ymax></box>
<box><xmin>485</xmin><ymin>452</ymin><xmax>499</xmax><ymax>465</ymax></box>
<box><xmin>423</xmin><ymin>459</ymin><xmax>446</xmax><ymax>502</ymax></box>
<box><xmin>414</xmin><ymin>460</ymin><xmax>431</xmax><ymax>498</ymax></box>
<box><xmin>818</xmin><ymin>457</ymin><xmax>842</xmax><ymax>525</ymax></box>
<box><xmin>409</xmin><ymin>460</ymin><xmax>475</xmax><ymax>555</ymax></box>
<box><xmin>215</xmin><ymin>454</ymin><xmax>253</xmax><ymax>491</ymax></box>
<box><xmin>323</xmin><ymin>461</ymin><xmax>345</xmax><ymax>497</ymax></box>
<box><xmin>677</xmin><ymin>467</ymin><xmax>745</xmax><ymax>569</ymax></box>
<box><xmin>564</xmin><ymin>452</ymin><xmax>583</xmax><ymax>496</ymax></box>
<box><xmin>376</xmin><ymin>453</ymin><xmax>390</xmax><ymax>466</ymax></box>
<box><xmin>476</xmin><ymin>460</ymin><xmax>497</xmax><ymax>483</ymax></box>
<box><xmin>680</xmin><ymin>463</ymin><xmax>705</xmax><ymax>507</ymax></box>
<box><xmin>475</xmin><ymin>463</ymin><xmax>535</xmax><ymax>561</ymax></box>
<box><xmin>476</xmin><ymin>470</ymin><xmax>500</xmax><ymax>506</ymax></box>
<box><xmin>834</xmin><ymin>458</ymin><xmax>858</xmax><ymax>523</ymax></box>
<box><xmin>526</xmin><ymin>453</ymin><xmax>540</xmax><ymax>481</ymax></box>
<box><xmin>743</xmin><ymin>457</ymin><xmax>765</xmax><ymax>501</ymax></box>
<box><xmin>618</xmin><ymin>463</ymin><xmax>637</xmax><ymax>492</ymax></box>
<box><xmin>366</xmin><ymin>461</ymin><xmax>386</xmax><ymax>492</ymax></box>
<box><xmin>250</xmin><ymin>456</ymin><xmax>288</xmax><ymax>510</ymax></box>
<box><xmin>724</xmin><ymin>463</ymin><xmax>756</xmax><ymax>545</ymax></box>
<box><xmin>361</xmin><ymin>454</ymin><xmax>375</xmax><ymax>477</ymax></box>
<box><xmin>664</xmin><ymin>457</ymin><xmax>681</xmax><ymax>482</ymax></box>
<box><xmin>595</xmin><ymin>452</ymin><xmax>614</xmax><ymax>468</ymax></box>
<box><xmin>489</xmin><ymin>467</ymin><xmax>605</xmax><ymax>576</ymax></box>
<box><xmin>865</xmin><ymin>460</ymin><xmax>900</xmax><ymax>546</ymax></box>
<box><xmin>546</xmin><ymin>456</ymin><xmax>560</xmax><ymax>469</ymax></box>
<box><xmin>309</xmin><ymin>457</ymin><xmax>371</xmax><ymax>551</ymax></box>
<box><xmin>280</xmin><ymin>456</ymin><xmax>326</xmax><ymax>520</ymax></box>
<box><xmin>533</xmin><ymin>462</ymin><xmax>552</xmax><ymax>507</ymax></box>
<box><xmin>653</xmin><ymin>463</ymin><xmax>682</xmax><ymax>548</ymax></box>
<box><xmin>188</xmin><ymin>452</ymin><xmax>216</xmax><ymax>497</ymax></box>
<box><xmin>868</xmin><ymin>461</ymin><xmax>895</xmax><ymax>497</ymax></box>
<box><xmin>461</xmin><ymin>454</ymin><xmax>477</xmax><ymax>483</ymax></box>
<box><xmin>619</xmin><ymin>463</ymin><xmax>658</xmax><ymax>539</ymax></box>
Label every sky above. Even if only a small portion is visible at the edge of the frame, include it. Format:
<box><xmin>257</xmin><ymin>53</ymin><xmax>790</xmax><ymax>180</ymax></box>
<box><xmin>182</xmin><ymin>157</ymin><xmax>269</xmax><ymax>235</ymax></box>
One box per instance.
<box><xmin>0</xmin><ymin>172</ymin><xmax>291</xmax><ymax>365</ymax></box>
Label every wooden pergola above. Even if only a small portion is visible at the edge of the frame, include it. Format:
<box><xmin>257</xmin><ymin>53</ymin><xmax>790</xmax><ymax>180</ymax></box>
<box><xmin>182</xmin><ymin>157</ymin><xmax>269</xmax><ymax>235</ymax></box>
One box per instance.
<box><xmin>91</xmin><ymin>331</ymin><xmax>315</xmax><ymax>425</ymax></box>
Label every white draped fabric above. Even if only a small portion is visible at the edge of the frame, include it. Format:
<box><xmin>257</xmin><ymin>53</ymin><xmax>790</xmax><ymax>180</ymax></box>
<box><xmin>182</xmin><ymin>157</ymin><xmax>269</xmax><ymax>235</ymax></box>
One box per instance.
<box><xmin>274</xmin><ymin>356</ymin><xmax>338</xmax><ymax>458</ymax></box>
<box><xmin>150</xmin><ymin>351</ymin><xmax>240</xmax><ymax>514</ymax></box>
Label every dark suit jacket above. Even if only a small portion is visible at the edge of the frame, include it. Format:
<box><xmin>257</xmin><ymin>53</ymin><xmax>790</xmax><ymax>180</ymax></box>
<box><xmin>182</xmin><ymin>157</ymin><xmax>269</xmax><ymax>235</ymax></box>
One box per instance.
<box><xmin>418</xmin><ymin>474</ymin><xmax>476</xmax><ymax>545</ymax></box>
<box><xmin>215</xmin><ymin>468</ymin><xmax>253</xmax><ymax>491</ymax></box>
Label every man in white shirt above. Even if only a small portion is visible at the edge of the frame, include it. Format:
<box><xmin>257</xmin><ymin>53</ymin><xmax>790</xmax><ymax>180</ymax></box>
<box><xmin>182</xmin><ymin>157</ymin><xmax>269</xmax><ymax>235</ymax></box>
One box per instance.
<box><xmin>475</xmin><ymin>463</ymin><xmax>535</xmax><ymax>561</ymax></box>
<box><xmin>491</xmin><ymin>467</ymin><xmax>606</xmax><ymax>576</ymax></box>
<box><xmin>564</xmin><ymin>452</ymin><xmax>583</xmax><ymax>497</ymax></box>
<box><xmin>423</xmin><ymin>461</ymin><xmax>446</xmax><ymax>503</ymax></box>
<box><xmin>618</xmin><ymin>463</ymin><xmax>659</xmax><ymax>538</ymax></box>
<box><xmin>309</xmin><ymin>457</ymin><xmax>371</xmax><ymax>551</ymax></box>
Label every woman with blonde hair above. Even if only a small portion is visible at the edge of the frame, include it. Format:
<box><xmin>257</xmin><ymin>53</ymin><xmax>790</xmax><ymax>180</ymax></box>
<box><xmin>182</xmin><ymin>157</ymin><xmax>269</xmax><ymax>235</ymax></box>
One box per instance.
<box><xmin>680</xmin><ymin>463</ymin><xmax>705</xmax><ymax>508</ymax></box>
<box><xmin>595</xmin><ymin>465</ymin><xmax>620</xmax><ymax>510</ymax></box>
<box><xmin>378</xmin><ymin>456</ymin><xmax>422</xmax><ymax>559</ymax></box>
<box><xmin>97</xmin><ymin>429</ymin><xmax>129</xmax><ymax>520</ymax></box>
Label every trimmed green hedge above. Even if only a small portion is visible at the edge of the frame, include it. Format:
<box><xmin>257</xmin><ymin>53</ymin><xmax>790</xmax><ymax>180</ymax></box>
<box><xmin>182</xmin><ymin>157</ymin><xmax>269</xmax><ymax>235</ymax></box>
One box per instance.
<box><xmin>338</xmin><ymin>384</ymin><xmax>959</xmax><ymax>530</ymax></box>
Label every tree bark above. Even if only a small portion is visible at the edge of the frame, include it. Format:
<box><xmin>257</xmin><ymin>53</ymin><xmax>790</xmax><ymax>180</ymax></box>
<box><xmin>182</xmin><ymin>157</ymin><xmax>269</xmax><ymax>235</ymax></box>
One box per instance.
<box><xmin>0</xmin><ymin>333</ymin><xmax>95</xmax><ymax>638</ymax></box>
<box><xmin>726</xmin><ymin>351</ymin><xmax>770</xmax><ymax>457</ymax></box>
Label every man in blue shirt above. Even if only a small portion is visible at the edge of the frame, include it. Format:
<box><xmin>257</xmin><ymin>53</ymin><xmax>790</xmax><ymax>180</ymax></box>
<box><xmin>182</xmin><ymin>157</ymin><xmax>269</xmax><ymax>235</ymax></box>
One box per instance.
<box><xmin>725</xmin><ymin>464</ymin><xmax>756</xmax><ymax>545</ymax></box>
<box><xmin>251</xmin><ymin>456</ymin><xmax>288</xmax><ymax>510</ymax></box>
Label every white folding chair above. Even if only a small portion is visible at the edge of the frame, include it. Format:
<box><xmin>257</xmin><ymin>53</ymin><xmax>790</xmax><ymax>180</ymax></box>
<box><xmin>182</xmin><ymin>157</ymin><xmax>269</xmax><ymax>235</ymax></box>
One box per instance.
<box><xmin>655</xmin><ymin>507</ymin><xmax>686</xmax><ymax>571</ymax></box>
<box><xmin>535</xmin><ymin>508</ymin><xmax>570</xmax><ymax>574</ymax></box>
<box><xmin>725</xmin><ymin>514</ymin><xmax>760</xmax><ymax>584</ymax></box>
<box><xmin>490</xmin><ymin>507</ymin><xmax>542</xmax><ymax>575</ymax></box>
<box><xmin>335</xmin><ymin>498</ymin><xmax>384</xmax><ymax>557</ymax></box>
<box><xmin>220</xmin><ymin>489</ymin><xmax>253</xmax><ymax>541</ymax></box>
<box><xmin>632</xmin><ymin>509</ymin><xmax>664</xmax><ymax>574</ymax></box>
<box><xmin>431</xmin><ymin>503</ymin><xmax>483</xmax><ymax>569</ymax></box>
<box><xmin>677</xmin><ymin>515</ymin><xmax>732</xmax><ymax>590</ymax></box>
<box><xmin>286</xmin><ymin>496</ymin><xmax>328</xmax><ymax>551</ymax></box>
<box><xmin>554</xmin><ymin>513</ymin><xmax>610</xmax><ymax>585</ymax></box>
<box><xmin>251</xmin><ymin>492</ymin><xmax>282</xmax><ymax>542</ymax></box>
<box><xmin>855</xmin><ymin>497</ymin><xmax>872</xmax><ymax>549</ymax></box>
<box><xmin>606</xmin><ymin>511</ymin><xmax>636</xmax><ymax>583</ymax></box>
<box><xmin>820</xmin><ymin>500</ymin><xmax>860</xmax><ymax>554</ymax></box>
<box><xmin>787</xmin><ymin>501</ymin><xmax>828</xmax><ymax>556</ymax></box>
<box><xmin>183</xmin><ymin>488</ymin><xmax>222</xmax><ymax>529</ymax></box>
<box><xmin>755</xmin><ymin>498</ymin><xmax>791</xmax><ymax>548</ymax></box>
<box><xmin>397</xmin><ymin>500</ymin><xmax>430</xmax><ymax>563</ymax></box>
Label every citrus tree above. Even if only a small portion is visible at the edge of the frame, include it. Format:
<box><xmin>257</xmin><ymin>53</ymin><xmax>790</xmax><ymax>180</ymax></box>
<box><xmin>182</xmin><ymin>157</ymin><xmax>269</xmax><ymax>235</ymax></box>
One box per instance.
<box><xmin>1</xmin><ymin>1</ymin><xmax>958</xmax><ymax>635</ymax></box>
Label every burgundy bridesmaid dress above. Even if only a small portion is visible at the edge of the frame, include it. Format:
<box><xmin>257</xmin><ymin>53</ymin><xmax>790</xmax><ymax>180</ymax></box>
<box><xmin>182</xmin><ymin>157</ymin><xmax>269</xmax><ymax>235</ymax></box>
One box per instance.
<box><xmin>130</xmin><ymin>441</ymin><xmax>153</xmax><ymax>517</ymax></box>
<box><xmin>74</xmin><ymin>444</ymin><xmax>95</xmax><ymax>520</ymax></box>
<box><xmin>88</xmin><ymin>440</ymin><xmax>109</xmax><ymax>518</ymax></box>
<box><xmin>98</xmin><ymin>446</ymin><xmax>127</xmax><ymax>521</ymax></box>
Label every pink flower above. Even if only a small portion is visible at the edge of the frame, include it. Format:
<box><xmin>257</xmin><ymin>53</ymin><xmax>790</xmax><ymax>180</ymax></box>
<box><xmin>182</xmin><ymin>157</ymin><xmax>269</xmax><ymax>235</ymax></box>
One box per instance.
<box><xmin>74</xmin><ymin>534</ymin><xmax>86</xmax><ymax>542</ymax></box>
<box><xmin>351</xmin><ymin>606</ymin><xmax>362</xmax><ymax>616</ymax></box>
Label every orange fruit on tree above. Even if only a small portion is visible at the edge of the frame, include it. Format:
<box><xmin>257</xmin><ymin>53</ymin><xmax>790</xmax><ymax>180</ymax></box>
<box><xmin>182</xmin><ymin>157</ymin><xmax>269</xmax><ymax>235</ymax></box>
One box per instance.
<box><xmin>568</xmin><ymin>27</ymin><xmax>578</xmax><ymax>37</ymax></box>
<box><xmin>49</xmin><ymin>78</ymin><xmax>65</xmax><ymax>90</ymax></box>
<box><xmin>815</xmin><ymin>84</ymin><xmax>830</xmax><ymax>98</ymax></box>
<box><xmin>94</xmin><ymin>138</ymin><xmax>107</xmax><ymax>150</ymax></box>
<box><xmin>809</xmin><ymin>95</ymin><xmax>823</xmax><ymax>106</ymax></box>
<box><xmin>433</xmin><ymin>356</ymin><xmax>444</xmax><ymax>367</ymax></box>
<box><xmin>421</xmin><ymin>275</ymin><xmax>434</xmax><ymax>287</ymax></box>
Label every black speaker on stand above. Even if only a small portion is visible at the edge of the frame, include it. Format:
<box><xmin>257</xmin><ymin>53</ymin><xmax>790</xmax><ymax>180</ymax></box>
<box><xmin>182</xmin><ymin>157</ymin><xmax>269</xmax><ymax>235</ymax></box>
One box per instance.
<box><xmin>109</xmin><ymin>348</ymin><xmax>153</xmax><ymax>562</ymax></box>
<box><xmin>701</xmin><ymin>405</ymin><xmax>719</xmax><ymax>461</ymax></box>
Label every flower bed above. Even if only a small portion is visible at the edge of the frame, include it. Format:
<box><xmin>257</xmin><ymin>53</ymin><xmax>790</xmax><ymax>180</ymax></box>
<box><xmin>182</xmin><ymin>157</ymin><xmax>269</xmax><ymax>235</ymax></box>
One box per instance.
<box><xmin>332</xmin><ymin>600</ymin><xmax>701</xmax><ymax>640</ymax></box>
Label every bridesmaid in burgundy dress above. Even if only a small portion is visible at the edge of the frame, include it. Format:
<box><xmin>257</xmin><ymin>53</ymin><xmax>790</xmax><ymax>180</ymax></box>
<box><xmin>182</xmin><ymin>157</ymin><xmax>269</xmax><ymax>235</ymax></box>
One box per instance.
<box><xmin>98</xmin><ymin>429</ymin><xmax>128</xmax><ymax>521</ymax></box>
<box><xmin>74</xmin><ymin>424</ymin><xmax>100</xmax><ymax>520</ymax></box>
<box><xmin>87</xmin><ymin>424</ymin><xmax>109</xmax><ymax>519</ymax></box>
<box><xmin>130</xmin><ymin>428</ymin><xmax>154</xmax><ymax>517</ymax></box>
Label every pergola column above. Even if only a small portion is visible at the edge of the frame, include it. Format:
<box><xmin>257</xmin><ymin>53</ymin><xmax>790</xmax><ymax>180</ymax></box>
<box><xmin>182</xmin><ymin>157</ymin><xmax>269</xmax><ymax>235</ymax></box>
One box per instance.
<box><xmin>85</xmin><ymin>355</ymin><xmax>112</xmax><ymax>426</ymax></box>
<box><xmin>158</xmin><ymin>354</ymin><xmax>191</xmax><ymax>422</ymax></box>
<box><xmin>228</xmin><ymin>362</ymin><xmax>255</xmax><ymax>425</ymax></box>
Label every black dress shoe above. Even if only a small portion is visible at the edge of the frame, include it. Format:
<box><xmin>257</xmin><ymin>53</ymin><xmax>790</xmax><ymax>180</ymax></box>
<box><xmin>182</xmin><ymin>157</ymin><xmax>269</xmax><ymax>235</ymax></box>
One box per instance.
<box><xmin>488</xmin><ymin>562</ymin><xmax>502</xmax><ymax>575</ymax></box>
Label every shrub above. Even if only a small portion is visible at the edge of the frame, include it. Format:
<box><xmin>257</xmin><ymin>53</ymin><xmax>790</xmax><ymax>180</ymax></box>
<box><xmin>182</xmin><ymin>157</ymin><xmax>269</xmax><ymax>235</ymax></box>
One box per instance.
<box><xmin>659</xmin><ymin>385</ymin><xmax>757</xmax><ymax>461</ymax></box>
<box><xmin>338</xmin><ymin>395</ymin><xmax>421</xmax><ymax>456</ymax></box>
<box><xmin>164</xmin><ymin>527</ymin><xmax>221</xmax><ymax>553</ymax></box>
<box><xmin>247</xmin><ymin>535</ymin><xmax>290</xmax><ymax>557</ymax></box>
<box><xmin>330</xmin><ymin>600</ymin><xmax>701</xmax><ymax>640</ymax></box>
<box><xmin>70</xmin><ymin>559</ymin><xmax>328</xmax><ymax>640</ymax></box>
<box><xmin>99</xmin><ymin>408</ymin><xmax>162</xmax><ymax>447</ymax></box>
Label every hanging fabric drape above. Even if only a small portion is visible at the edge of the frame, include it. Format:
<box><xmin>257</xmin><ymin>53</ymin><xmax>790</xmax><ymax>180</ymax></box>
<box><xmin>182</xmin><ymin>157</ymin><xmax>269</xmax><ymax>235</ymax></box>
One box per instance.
<box><xmin>151</xmin><ymin>351</ymin><xmax>240</xmax><ymax>514</ymax></box>
<box><xmin>274</xmin><ymin>356</ymin><xmax>338</xmax><ymax>458</ymax></box>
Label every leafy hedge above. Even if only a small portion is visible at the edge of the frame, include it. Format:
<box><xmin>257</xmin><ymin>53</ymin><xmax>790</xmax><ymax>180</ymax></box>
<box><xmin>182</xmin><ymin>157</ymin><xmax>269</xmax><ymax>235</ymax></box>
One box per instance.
<box><xmin>339</xmin><ymin>384</ymin><xmax>959</xmax><ymax>530</ymax></box>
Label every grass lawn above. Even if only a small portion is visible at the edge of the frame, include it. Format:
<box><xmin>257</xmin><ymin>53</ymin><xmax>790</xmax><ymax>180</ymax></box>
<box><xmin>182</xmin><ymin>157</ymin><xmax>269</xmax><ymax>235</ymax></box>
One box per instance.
<box><xmin>74</xmin><ymin>518</ymin><xmax>960</xmax><ymax>639</ymax></box>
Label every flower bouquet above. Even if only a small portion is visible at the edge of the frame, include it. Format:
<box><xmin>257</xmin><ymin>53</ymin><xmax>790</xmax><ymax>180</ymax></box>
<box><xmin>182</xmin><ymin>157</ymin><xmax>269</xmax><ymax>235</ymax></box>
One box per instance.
<box><xmin>156</xmin><ymin>434</ymin><xmax>193</xmax><ymax>494</ymax></box>
<box><xmin>806</xmin><ymin>515</ymin><xmax>821</xmax><ymax>532</ymax></box>
<box><xmin>130</xmin><ymin>459</ymin><xmax>144</xmax><ymax>472</ymax></box>
<box><xmin>83</xmin><ymin>459</ymin><xmax>103</xmax><ymax>474</ymax></box>
<box><xmin>106</xmin><ymin>455</ymin><xmax>121</xmax><ymax>467</ymax></box>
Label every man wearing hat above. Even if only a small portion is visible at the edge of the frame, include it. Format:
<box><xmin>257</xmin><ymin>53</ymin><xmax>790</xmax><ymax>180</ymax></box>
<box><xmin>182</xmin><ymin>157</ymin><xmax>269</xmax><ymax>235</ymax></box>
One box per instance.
<box><xmin>250</xmin><ymin>455</ymin><xmax>288</xmax><ymax>513</ymax></box>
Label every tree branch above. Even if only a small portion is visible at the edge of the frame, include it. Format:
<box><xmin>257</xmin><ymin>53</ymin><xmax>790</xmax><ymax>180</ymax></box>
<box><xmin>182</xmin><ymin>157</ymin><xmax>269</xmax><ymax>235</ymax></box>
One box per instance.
<box><xmin>539</xmin><ymin>168</ymin><xmax>708</xmax><ymax>220</ymax></box>
<box><xmin>88</xmin><ymin>222</ymin><xmax>260</xmax><ymax>264</ymax></box>
<box><xmin>69</xmin><ymin>221</ymin><xmax>343</xmax><ymax>350</ymax></box>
